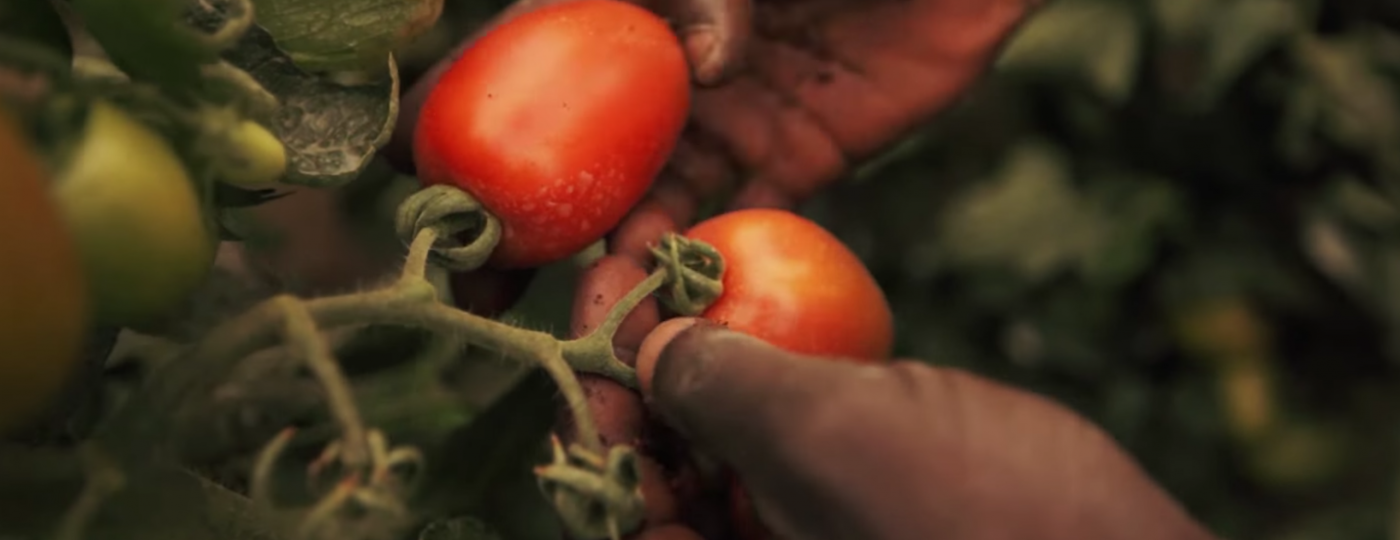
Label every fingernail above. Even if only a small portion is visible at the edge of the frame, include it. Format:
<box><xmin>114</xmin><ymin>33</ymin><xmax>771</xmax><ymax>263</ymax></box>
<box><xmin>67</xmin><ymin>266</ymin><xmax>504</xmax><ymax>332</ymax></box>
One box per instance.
<box><xmin>637</xmin><ymin>317</ymin><xmax>701</xmax><ymax>398</ymax></box>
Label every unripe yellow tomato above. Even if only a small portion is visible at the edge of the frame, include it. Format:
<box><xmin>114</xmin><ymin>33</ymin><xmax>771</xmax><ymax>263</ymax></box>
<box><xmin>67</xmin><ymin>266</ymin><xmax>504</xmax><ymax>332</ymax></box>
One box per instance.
<box><xmin>51</xmin><ymin>100</ymin><xmax>218</xmax><ymax>327</ymax></box>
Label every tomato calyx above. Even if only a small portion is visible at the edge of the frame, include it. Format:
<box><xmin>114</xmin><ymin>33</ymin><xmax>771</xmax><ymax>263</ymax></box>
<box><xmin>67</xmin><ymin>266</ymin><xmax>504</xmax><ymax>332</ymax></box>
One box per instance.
<box><xmin>536</xmin><ymin>434</ymin><xmax>647</xmax><ymax>540</ymax></box>
<box><xmin>394</xmin><ymin>184</ymin><xmax>504</xmax><ymax>273</ymax></box>
<box><xmin>558</xmin><ymin>233</ymin><xmax>727</xmax><ymax>390</ymax></box>
<box><xmin>650</xmin><ymin>233</ymin><xmax>725</xmax><ymax>316</ymax></box>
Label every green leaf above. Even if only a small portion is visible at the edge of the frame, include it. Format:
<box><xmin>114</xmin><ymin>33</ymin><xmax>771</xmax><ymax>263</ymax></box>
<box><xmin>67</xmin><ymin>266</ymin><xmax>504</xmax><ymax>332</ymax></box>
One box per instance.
<box><xmin>0</xmin><ymin>0</ymin><xmax>73</xmax><ymax>63</ymax></box>
<box><xmin>70</xmin><ymin>0</ymin><xmax>216</xmax><ymax>93</ymax></box>
<box><xmin>414</xmin><ymin>369</ymin><xmax>557</xmax><ymax>518</ymax></box>
<box><xmin>220</xmin><ymin>23</ymin><xmax>400</xmax><ymax>187</ymax></box>
<box><xmin>995</xmin><ymin>0</ymin><xmax>1141</xmax><ymax>103</ymax></box>
<box><xmin>938</xmin><ymin>140</ymin><xmax>1108</xmax><ymax>282</ymax></box>
<box><xmin>1191</xmin><ymin>0</ymin><xmax>1307</xmax><ymax>107</ymax></box>
<box><xmin>250</xmin><ymin>0</ymin><xmax>443</xmax><ymax>75</ymax></box>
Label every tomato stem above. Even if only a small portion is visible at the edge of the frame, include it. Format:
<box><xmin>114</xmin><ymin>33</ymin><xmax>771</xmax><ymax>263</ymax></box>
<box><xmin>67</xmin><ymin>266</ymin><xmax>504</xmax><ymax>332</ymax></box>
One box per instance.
<box><xmin>650</xmin><ymin>233</ymin><xmax>726</xmax><ymax>316</ymax></box>
<box><xmin>275</xmin><ymin>296</ymin><xmax>372</xmax><ymax>469</ymax></box>
<box><xmin>402</xmin><ymin>226</ymin><xmax>441</xmax><ymax>283</ymax></box>
<box><xmin>537</xmin><ymin>435</ymin><xmax>646</xmax><ymax>540</ymax></box>
<box><xmin>559</xmin><ymin>268</ymin><xmax>669</xmax><ymax>388</ymax></box>
<box><xmin>250</xmin><ymin>427</ymin><xmax>297</xmax><ymax>509</ymax></box>
<box><xmin>396</xmin><ymin>184</ymin><xmax>503</xmax><ymax>273</ymax></box>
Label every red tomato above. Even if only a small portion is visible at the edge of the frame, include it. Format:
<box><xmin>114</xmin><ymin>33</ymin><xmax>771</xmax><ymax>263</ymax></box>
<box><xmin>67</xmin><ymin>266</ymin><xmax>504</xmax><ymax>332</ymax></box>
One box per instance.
<box><xmin>413</xmin><ymin>0</ymin><xmax>691</xmax><ymax>268</ymax></box>
<box><xmin>685</xmin><ymin>209</ymin><xmax>895</xmax><ymax>361</ymax></box>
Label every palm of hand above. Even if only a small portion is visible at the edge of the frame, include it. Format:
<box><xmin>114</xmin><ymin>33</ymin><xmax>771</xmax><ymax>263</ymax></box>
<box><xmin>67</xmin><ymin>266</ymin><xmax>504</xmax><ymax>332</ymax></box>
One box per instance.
<box><xmin>669</xmin><ymin>0</ymin><xmax>1040</xmax><ymax>212</ymax></box>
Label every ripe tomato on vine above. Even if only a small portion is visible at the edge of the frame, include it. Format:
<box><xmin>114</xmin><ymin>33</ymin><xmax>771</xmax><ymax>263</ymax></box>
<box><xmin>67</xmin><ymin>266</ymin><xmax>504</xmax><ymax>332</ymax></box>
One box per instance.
<box><xmin>413</xmin><ymin>0</ymin><xmax>691</xmax><ymax>269</ymax></box>
<box><xmin>685</xmin><ymin>208</ymin><xmax>895</xmax><ymax>361</ymax></box>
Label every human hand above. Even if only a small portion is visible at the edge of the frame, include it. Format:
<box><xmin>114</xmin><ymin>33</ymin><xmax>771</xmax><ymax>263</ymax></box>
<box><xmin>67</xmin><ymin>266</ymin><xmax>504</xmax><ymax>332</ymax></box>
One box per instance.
<box><xmin>382</xmin><ymin>0</ymin><xmax>1042</xmax><ymax>314</ymax></box>
<box><xmin>390</xmin><ymin>0</ymin><xmax>1039</xmax><ymax>209</ymax></box>
<box><xmin>629</xmin><ymin>319</ymin><xmax>1221</xmax><ymax>540</ymax></box>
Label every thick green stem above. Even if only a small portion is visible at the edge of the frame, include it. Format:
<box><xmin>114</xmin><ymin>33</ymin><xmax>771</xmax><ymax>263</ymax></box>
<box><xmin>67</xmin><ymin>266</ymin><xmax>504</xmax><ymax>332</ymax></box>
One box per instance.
<box><xmin>402</xmin><ymin>226</ymin><xmax>440</xmax><ymax>282</ymax></box>
<box><xmin>396</xmin><ymin>184</ymin><xmax>502</xmax><ymax>272</ymax></box>
<box><xmin>94</xmin><ymin>281</ymin><xmax>439</xmax><ymax>461</ymax></box>
<box><xmin>334</xmin><ymin>300</ymin><xmax>602</xmax><ymax>453</ymax></box>
<box><xmin>100</xmin><ymin>277</ymin><xmax>604</xmax><ymax>460</ymax></box>
<box><xmin>558</xmin><ymin>268</ymin><xmax>669</xmax><ymax>389</ymax></box>
<box><xmin>277</xmin><ymin>297</ymin><xmax>371</xmax><ymax>469</ymax></box>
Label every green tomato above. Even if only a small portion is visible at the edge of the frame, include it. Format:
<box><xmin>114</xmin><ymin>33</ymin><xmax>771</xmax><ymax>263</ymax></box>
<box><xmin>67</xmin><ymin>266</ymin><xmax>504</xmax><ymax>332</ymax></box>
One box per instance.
<box><xmin>217</xmin><ymin>119</ymin><xmax>288</xmax><ymax>188</ymax></box>
<box><xmin>52</xmin><ymin>100</ymin><xmax>218</xmax><ymax>328</ymax></box>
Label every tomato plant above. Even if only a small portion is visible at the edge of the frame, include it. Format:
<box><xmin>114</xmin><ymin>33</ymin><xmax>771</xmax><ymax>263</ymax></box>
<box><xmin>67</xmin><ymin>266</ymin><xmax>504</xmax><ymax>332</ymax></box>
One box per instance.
<box><xmin>413</xmin><ymin>0</ymin><xmax>690</xmax><ymax>269</ymax></box>
<box><xmin>50</xmin><ymin>100</ymin><xmax>218</xmax><ymax>328</ymax></box>
<box><xmin>0</xmin><ymin>108</ymin><xmax>89</xmax><ymax>434</ymax></box>
<box><xmin>684</xmin><ymin>208</ymin><xmax>896</xmax><ymax>361</ymax></box>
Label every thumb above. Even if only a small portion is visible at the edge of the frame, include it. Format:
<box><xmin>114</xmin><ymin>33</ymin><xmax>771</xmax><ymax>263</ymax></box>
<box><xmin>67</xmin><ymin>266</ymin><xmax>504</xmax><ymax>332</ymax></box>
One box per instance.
<box><xmin>637</xmin><ymin>322</ymin><xmax>1219</xmax><ymax>540</ymax></box>
<box><xmin>638</xmin><ymin>319</ymin><xmax>881</xmax><ymax>460</ymax></box>
<box><xmin>655</xmin><ymin>0</ymin><xmax>752</xmax><ymax>85</ymax></box>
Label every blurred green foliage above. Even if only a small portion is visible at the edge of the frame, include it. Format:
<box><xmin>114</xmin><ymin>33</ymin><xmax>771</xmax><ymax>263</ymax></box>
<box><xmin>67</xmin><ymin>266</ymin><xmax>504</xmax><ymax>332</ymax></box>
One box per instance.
<box><xmin>800</xmin><ymin>0</ymin><xmax>1400</xmax><ymax>538</ymax></box>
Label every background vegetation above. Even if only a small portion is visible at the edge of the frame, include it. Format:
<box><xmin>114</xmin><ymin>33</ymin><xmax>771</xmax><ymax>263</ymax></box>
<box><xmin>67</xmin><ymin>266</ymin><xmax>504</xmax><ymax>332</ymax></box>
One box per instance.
<box><xmin>5</xmin><ymin>0</ymin><xmax>1400</xmax><ymax>539</ymax></box>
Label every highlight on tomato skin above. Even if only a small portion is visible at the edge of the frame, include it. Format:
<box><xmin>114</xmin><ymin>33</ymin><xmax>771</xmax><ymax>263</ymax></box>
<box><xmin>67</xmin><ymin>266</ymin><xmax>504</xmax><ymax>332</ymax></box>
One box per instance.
<box><xmin>684</xmin><ymin>208</ymin><xmax>896</xmax><ymax>362</ymax></box>
<box><xmin>412</xmin><ymin>0</ymin><xmax>692</xmax><ymax>269</ymax></box>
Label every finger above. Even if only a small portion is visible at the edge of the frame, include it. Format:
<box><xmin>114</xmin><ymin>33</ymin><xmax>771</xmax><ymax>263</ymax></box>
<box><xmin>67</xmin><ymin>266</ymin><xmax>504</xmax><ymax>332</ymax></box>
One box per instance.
<box><xmin>448</xmin><ymin>267</ymin><xmax>534</xmax><ymax>318</ymax></box>
<box><xmin>647</xmin><ymin>325</ymin><xmax>1219</xmax><ymax>540</ymax></box>
<box><xmin>666</xmin><ymin>127</ymin><xmax>742</xmax><ymax>204</ymax></box>
<box><xmin>645</xmin><ymin>323</ymin><xmax>874</xmax><ymax>463</ymax></box>
<box><xmin>658</xmin><ymin>0</ymin><xmax>753</xmax><ymax>86</ymax></box>
<box><xmin>564</xmin><ymin>254</ymin><xmax>676</xmax><ymax>529</ymax></box>
<box><xmin>608</xmin><ymin>197</ymin><xmax>680</xmax><ymax>265</ymax></box>
<box><xmin>636</xmin><ymin>317</ymin><xmax>700</xmax><ymax>398</ymax></box>
<box><xmin>648</xmin><ymin>176</ymin><xmax>702</xmax><ymax>226</ymax></box>
<box><xmin>636</xmin><ymin>454</ymin><xmax>680</xmax><ymax>527</ymax></box>
<box><xmin>570</xmin><ymin>256</ymin><xmax>661</xmax><ymax>365</ymax></box>
<box><xmin>729</xmin><ymin>179</ymin><xmax>797</xmax><ymax>211</ymax></box>
<box><xmin>563</xmin><ymin>256</ymin><xmax>657</xmax><ymax>449</ymax></box>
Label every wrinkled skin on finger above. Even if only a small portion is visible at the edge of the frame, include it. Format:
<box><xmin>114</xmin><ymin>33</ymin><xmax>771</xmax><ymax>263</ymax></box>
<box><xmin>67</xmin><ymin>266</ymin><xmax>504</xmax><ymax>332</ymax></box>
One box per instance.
<box><xmin>644</xmin><ymin>325</ymin><xmax>1219</xmax><ymax>540</ymax></box>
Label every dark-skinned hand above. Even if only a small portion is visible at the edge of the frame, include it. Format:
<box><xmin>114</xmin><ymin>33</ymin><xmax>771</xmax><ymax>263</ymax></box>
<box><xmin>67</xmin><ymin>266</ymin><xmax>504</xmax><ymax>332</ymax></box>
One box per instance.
<box><xmin>382</xmin><ymin>0</ymin><xmax>1043</xmax><ymax>314</ymax></box>
<box><xmin>627</xmin><ymin>319</ymin><xmax>1221</xmax><ymax>540</ymax></box>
